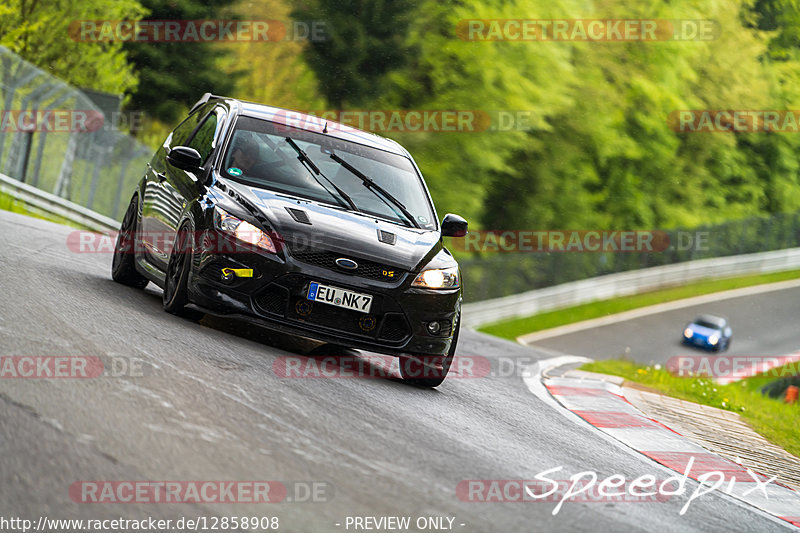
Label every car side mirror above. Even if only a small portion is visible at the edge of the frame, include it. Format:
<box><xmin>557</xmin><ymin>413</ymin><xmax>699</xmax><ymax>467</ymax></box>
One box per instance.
<box><xmin>441</xmin><ymin>213</ymin><xmax>468</xmax><ymax>237</ymax></box>
<box><xmin>167</xmin><ymin>146</ymin><xmax>203</xmax><ymax>172</ymax></box>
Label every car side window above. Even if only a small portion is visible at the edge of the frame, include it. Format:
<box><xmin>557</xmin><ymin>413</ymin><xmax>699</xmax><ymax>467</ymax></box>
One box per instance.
<box><xmin>169</xmin><ymin>107</ymin><xmax>210</xmax><ymax>149</ymax></box>
<box><xmin>186</xmin><ymin>109</ymin><xmax>222</xmax><ymax>164</ymax></box>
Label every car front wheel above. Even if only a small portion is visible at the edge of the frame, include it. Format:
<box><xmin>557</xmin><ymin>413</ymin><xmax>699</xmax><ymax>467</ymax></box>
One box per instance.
<box><xmin>111</xmin><ymin>195</ymin><xmax>149</xmax><ymax>289</ymax></box>
<box><xmin>398</xmin><ymin>316</ymin><xmax>460</xmax><ymax>388</ymax></box>
<box><xmin>163</xmin><ymin>223</ymin><xmax>203</xmax><ymax>321</ymax></box>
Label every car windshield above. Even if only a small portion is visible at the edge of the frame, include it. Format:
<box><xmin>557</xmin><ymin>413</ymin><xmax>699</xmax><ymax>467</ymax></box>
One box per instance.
<box><xmin>694</xmin><ymin>319</ymin><xmax>722</xmax><ymax>330</ymax></box>
<box><xmin>220</xmin><ymin>116</ymin><xmax>436</xmax><ymax>229</ymax></box>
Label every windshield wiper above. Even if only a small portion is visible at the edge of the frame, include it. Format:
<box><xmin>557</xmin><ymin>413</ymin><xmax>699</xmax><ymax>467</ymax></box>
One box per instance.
<box><xmin>329</xmin><ymin>153</ymin><xmax>421</xmax><ymax>229</ymax></box>
<box><xmin>284</xmin><ymin>137</ymin><xmax>359</xmax><ymax>212</ymax></box>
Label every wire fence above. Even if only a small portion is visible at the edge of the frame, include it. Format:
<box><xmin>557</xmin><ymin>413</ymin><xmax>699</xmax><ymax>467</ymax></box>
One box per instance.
<box><xmin>458</xmin><ymin>212</ymin><xmax>800</xmax><ymax>302</ymax></box>
<box><xmin>3</xmin><ymin>47</ymin><xmax>800</xmax><ymax>304</ymax></box>
<box><xmin>0</xmin><ymin>46</ymin><xmax>151</xmax><ymax>222</ymax></box>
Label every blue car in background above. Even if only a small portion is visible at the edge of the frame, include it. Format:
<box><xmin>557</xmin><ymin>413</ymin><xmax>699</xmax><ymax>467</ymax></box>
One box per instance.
<box><xmin>683</xmin><ymin>314</ymin><xmax>732</xmax><ymax>352</ymax></box>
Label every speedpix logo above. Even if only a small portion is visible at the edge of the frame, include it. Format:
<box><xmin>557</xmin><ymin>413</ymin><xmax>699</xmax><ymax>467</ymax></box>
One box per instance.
<box><xmin>457</xmin><ymin>457</ymin><xmax>777</xmax><ymax>516</ymax></box>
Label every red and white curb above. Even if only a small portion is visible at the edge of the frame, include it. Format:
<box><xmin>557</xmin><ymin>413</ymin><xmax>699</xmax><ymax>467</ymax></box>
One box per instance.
<box><xmin>526</xmin><ymin>356</ymin><xmax>800</xmax><ymax>529</ymax></box>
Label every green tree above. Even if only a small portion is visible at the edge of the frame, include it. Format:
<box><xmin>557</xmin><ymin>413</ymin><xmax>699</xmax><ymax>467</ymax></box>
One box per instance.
<box><xmin>221</xmin><ymin>0</ymin><xmax>323</xmax><ymax>110</ymax></box>
<box><xmin>291</xmin><ymin>0</ymin><xmax>419</xmax><ymax>107</ymax></box>
<box><xmin>124</xmin><ymin>0</ymin><xmax>240</xmax><ymax>124</ymax></box>
<box><xmin>0</xmin><ymin>0</ymin><xmax>146</xmax><ymax>95</ymax></box>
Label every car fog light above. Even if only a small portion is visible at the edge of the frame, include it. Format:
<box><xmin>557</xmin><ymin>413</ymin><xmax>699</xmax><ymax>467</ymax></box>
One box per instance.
<box><xmin>427</xmin><ymin>321</ymin><xmax>441</xmax><ymax>335</ymax></box>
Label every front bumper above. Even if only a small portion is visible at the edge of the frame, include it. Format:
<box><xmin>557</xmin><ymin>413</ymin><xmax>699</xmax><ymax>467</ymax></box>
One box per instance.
<box><xmin>683</xmin><ymin>335</ymin><xmax>715</xmax><ymax>350</ymax></box>
<box><xmin>185</xmin><ymin>231</ymin><xmax>460</xmax><ymax>357</ymax></box>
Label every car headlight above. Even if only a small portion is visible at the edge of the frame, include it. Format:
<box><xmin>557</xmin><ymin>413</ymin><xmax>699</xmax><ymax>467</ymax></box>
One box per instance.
<box><xmin>684</xmin><ymin>328</ymin><xmax>693</xmax><ymax>338</ymax></box>
<box><xmin>708</xmin><ymin>335</ymin><xmax>719</xmax><ymax>345</ymax></box>
<box><xmin>214</xmin><ymin>207</ymin><xmax>276</xmax><ymax>253</ymax></box>
<box><xmin>412</xmin><ymin>266</ymin><xmax>459</xmax><ymax>289</ymax></box>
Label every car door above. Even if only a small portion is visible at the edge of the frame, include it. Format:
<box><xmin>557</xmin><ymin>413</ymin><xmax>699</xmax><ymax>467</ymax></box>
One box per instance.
<box><xmin>142</xmin><ymin>104</ymin><xmax>224</xmax><ymax>269</ymax></box>
<box><xmin>162</xmin><ymin>105</ymin><xmax>226</xmax><ymax>252</ymax></box>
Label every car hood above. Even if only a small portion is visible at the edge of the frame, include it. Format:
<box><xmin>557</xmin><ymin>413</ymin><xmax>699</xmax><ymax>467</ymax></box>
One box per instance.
<box><xmin>220</xmin><ymin>180</ymin><xmax>442</xmax><ymax>271</ymax></box>
<box><xmin>687</xmin><ymin>324</ymin><xmax>720</xmax><ymax>339</ymax></box>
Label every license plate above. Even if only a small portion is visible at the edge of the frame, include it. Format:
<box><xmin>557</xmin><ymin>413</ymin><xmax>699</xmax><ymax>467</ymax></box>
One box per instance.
<box><xmin>307</xmin><ymin>282</ymin><xmax>373</xmax><ymax>313</ymax></box>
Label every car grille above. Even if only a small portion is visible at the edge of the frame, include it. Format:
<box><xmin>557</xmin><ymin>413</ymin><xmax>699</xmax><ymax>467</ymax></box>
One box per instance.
<box><xmin>378</xmin><ymin>313</ymin><xmax>411</xmax><ymax>342</ymax></box>
<box><xmin>288</xmin><ymin>247</ymin><xmax>404</xmax><ymax>281</ymax></box>
<box><xmin>290</xmin><ymin>296</ymin><xmax>369</xmax><ymax>336</ymax></box>
<box><xmin>255</xmin><ymin>286</ymin><xmax>289</xmax><ymax>316</ymax></box>
<box><xmin>253</xmin><ymin>274</ymin><xmax>412</xmax><ymax>343</ymax></box>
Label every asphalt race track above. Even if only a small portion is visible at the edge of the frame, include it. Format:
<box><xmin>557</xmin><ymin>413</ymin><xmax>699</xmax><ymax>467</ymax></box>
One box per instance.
<box><xmin>529</xmin><ymin>286</ymin><xmax>800</xmax><ymax>365</ymax></box>
<box><xmin>0</xmin><ymin>210</ymin><xmax>794</xmax><ymax>532</ymax></box>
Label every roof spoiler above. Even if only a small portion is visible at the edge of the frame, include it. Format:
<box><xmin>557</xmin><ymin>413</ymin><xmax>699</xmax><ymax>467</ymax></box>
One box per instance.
<box><xmin>189</xmin><ymin>92</ymin><xmax>229</xmax><ymax>115</ymax></box>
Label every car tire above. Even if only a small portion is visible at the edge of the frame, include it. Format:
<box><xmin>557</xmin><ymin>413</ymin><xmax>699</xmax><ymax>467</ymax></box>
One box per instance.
<box><xmin>163</xmin><ymin>223</ymin><xmax>204</xmax><ymax>321</ymax></box>
<box><xmin>111</xmin><ymin>195</ymin><xmax>149</xmax><ymax>289</ymax></box>
<box><xmin>398</xmin><ymin>315</ymin><xmax>460</xmax><ymax>388</ymax></box>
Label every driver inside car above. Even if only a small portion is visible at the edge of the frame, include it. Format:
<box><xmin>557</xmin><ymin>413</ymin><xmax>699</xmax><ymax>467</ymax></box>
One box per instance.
<box><xmin>229</xmin><ymin>139</ymin><xmax>260</xmax><ymax>175</ymax></box>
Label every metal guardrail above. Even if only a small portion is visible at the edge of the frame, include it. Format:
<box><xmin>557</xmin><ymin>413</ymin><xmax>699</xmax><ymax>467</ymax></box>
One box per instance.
<box><xmin>0</xmin><ymin>172</ymin><xmax>118</xmax><ymax>232</ymax></box>
<box><xmin>0</xmin><ymin>46</ymin><xmax>151</xmax><ymax>222</ymax></box>
<box><xmin>6</xmin><ymin>165</ymin><xmax>800</xmax><ymax>329</ymax></box>
<box><xmin>458</xmin><ymin>212</ymin><xmax>800</xmax><ymax>303</ymax></box>
<box><xmin>462</xmin><ymin>247</ymin><xmax>800</xmax><ymax>328</ymax></box>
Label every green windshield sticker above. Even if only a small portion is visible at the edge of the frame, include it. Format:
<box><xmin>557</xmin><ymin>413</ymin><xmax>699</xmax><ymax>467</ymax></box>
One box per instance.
<box><xmin>228</xmin><ymin>167</ymin><xmax>242</xmax><ymax>176</ymax></box>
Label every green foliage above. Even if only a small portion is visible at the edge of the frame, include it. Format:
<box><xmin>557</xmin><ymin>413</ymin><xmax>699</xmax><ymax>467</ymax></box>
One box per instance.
<box><xmin>0</xmin><ymin>0</ymin><xmax>146</xmax><ymax>95</ymax></box>
<box><xmin>123</xmin><ymin>0</ymin><xmax>240</xmax><ymax>124</ymax></box>
<box><xmin>291</xmin><ymin>0</ymin><xmax>800</xmax><ymax>231</ymax></box>
<box><xmin>10</xmin><ymin>0</ymin><xmax>800</xmax><ymax>247</ymax></box>
<box><xmin>291</xmin><ymin>0</ymin><xmax>419</xmax><ymax>108</ymax></box>
<box><xmin>220</xmin><ymin>0</ymin><xmax>323</xmax><ymax>110</ymax></box>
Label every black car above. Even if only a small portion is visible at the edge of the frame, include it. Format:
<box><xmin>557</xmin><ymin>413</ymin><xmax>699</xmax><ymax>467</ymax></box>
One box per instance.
<box><xmin>111</xmin><ymin>93</ymin><xmax>467</xmax><ymax>387</ymax></box>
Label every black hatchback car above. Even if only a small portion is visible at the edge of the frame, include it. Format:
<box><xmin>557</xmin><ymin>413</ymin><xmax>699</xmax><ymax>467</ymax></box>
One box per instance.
<box><xmin>112</xmin><ymin>93</ymin><xmax>467</xmax><ymax>387</ymax></box>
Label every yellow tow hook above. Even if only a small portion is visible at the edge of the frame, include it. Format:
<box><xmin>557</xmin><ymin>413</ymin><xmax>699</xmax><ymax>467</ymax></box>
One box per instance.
<box><xmin>221</xmin><ymin>268</ymin><xmax>253</xmax><ymax>281</ymax></box>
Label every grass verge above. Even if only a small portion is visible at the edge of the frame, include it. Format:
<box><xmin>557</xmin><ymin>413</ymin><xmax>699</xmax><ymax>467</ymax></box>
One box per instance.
<box><xmin>480</xmin><ymin>269</ymin><xmax>800</xmax><ymax>340</ymax></box>
<box><xmin>581</xmin><ymin>359</ymin><xmax>800</xmax><ymax>458</ymax></box>
<box><xmin>0</xmin><ymin>189</ymin><xmax>91</xmax><ymax>229</ymax></box>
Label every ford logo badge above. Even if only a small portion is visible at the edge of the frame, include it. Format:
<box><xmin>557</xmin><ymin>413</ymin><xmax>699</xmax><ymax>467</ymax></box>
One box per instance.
<box><xmin>335</xmin><ymin>258</ymin><xmax>358</xmax><ymax>270</ymax></box>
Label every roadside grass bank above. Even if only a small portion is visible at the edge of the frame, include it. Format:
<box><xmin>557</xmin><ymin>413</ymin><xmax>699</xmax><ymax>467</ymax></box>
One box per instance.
<box><xmin>480</xmin><ymin>269</ymin><xmax>800</xmax><ymax>340</ymax></box>
<box><xmin>581</xmin><ymin>359</ymin><xmax>800</xmax><ymax>458</ymax></box>
<box><xmin>0</xmin><ymin>189</ymin><xmax>94</xmax><ymax>230</ymax></box>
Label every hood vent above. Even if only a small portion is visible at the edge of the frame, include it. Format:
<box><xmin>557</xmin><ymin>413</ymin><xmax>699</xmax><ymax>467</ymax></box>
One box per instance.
<box><xmin>285</xmin><ymin>207</ymin><xmax>312</xmax><ymax>225</ymax></box>
<box><xmin>377</xmin><ymin>229</ymin><xmax>396</xmax><ymax>245</ymax></box>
